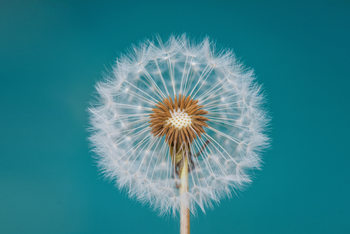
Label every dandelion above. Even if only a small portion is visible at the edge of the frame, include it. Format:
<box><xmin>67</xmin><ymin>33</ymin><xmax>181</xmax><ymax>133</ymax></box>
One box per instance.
<box><xmin>89</xmin><ymin>35</ymin><xmax>269</xmax><ymax>234</ymax></box>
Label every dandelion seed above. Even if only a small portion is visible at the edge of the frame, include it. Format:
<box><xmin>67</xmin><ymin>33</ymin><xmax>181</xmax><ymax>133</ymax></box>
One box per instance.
<box><xmin>89</xmin><ymin>35</ymin><xmax>269</xmax><ymax>234</ymax></box>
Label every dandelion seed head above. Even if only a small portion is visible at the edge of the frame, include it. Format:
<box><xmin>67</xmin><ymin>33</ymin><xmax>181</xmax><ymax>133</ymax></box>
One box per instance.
<box><xmin>89</xmin><ymin>35</ymin><xmax>270</xmax><ymax>215</ymax></box>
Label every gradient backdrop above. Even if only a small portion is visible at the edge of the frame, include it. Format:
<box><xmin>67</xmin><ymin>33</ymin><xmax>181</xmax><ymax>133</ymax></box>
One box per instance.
<box><xmin>1</xmin><ymin>1</ymin><xmax>349</xmax><ymax>233</ymax></box>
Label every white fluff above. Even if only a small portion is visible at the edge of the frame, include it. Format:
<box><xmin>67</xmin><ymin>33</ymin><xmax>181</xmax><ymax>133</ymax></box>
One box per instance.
<box><xmin>89</xmin><ymin>35</ymin><xmax>269</xmax><ymax>215</ymax></box>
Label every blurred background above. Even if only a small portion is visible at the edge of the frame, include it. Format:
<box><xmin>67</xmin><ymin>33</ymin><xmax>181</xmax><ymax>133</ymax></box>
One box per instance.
<box><xmin>0</xmin><ymin>0</ymin><xmax>349</xmax><ymax>233</ymax></box>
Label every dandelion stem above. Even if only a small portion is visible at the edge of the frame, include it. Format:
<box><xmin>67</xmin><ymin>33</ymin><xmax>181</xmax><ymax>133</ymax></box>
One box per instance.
<box><xmin>179</xmin><ymin>151</ymin><xmax>190</xmax><ymax>234</ymax></box>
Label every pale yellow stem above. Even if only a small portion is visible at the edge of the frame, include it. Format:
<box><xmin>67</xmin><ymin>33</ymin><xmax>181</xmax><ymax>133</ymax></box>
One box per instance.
<box><xmin>179</xmin><ymin>155</ymin><xmax>190</xmax><ymax>234</ymax></box>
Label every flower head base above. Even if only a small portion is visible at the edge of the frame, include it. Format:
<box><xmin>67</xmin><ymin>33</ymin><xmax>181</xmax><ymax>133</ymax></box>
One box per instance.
<box><xmin>89</xmin><ymin>35</ymin><xmax>269</xmax><ymax>215</ymax></box>
<box><xmin>150</xmin><ymin>94</ymin><xmax>208</xmax><ymax>149</ymax></box>
<box><xmin>167</xmin><ymin>110</ymin><xmax>192</xmax><ymax>129</ymax></box>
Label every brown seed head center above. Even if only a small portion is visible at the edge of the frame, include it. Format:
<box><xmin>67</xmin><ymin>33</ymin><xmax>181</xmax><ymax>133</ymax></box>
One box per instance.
<box><xmin>149</xmin><ymin>94</ymin><xmax>209</xmax><ymax>148</ymax></box>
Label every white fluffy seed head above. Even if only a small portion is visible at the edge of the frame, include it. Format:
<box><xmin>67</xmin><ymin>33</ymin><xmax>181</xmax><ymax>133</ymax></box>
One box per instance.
<box><xmin>89</xmin><ymin>35</ymin><xmax>270</xmax><ymax>216</ymax></box>
<box><xmin>167</xmin><ymin>110</ymin><xmax>192</xmax><ymax>129</ymax></box>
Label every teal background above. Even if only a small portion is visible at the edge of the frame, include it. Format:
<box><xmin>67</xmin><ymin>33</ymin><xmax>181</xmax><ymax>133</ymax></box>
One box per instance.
<box><xmin>1</xmin><ymin>0</ymin><xmax>349</xmax><ymax>233</ymax></box>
